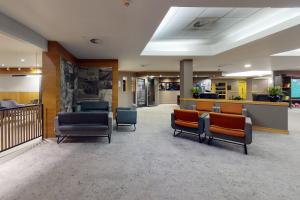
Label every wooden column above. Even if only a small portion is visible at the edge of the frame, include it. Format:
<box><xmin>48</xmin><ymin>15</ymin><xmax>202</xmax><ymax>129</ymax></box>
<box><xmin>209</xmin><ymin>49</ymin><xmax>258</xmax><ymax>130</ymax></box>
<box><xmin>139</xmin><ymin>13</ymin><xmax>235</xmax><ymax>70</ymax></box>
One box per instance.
<box><xmin>42</xmin><ymin>41</ymin><xmax>77</xmax><ymax>138</ymax></box>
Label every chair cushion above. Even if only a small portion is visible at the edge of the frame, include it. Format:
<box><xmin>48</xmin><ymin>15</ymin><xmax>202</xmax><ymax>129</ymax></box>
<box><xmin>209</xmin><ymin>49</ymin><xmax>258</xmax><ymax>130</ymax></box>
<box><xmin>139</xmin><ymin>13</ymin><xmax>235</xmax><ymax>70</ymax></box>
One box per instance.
<box><xmin>209</xmin><ymin>125</ymin><xmax>245</xmax><ymax>138</ymax></box>
<box><xmin>174</xmin><ymin>109</ymin><xmax>198</xmax><ymax>123</ymax></box>
<box><xmin>59</xmin><ymin>124</ymin><xmax>108</xmax><ymax>131</ymax></box>
<box><xmin>175</xmin><ymin>120</ymin><xmax>198</xmax><ymax>128</ymax></box>
<box><xmin>209</xmin><ymin>112</ymin><xmax>245</xmax><ymax>130</ymax></box>
<box><xmin>220</xmin><ymin>103</ymin><xmax>243</xmax><ymax>115</ymax></box>
<box><xmin>196</xmin><ymin>101</ymin><xmax>214</xmax><ymax>112</ymax></box>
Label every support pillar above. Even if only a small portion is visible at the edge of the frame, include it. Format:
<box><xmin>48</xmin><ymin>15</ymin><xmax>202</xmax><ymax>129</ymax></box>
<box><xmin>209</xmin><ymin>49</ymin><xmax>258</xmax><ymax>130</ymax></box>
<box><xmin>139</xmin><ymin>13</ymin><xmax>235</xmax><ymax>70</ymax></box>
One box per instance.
<box><xmin>180</xmin><ymin>59</ymin><xmax>193</xmax><ymax>109</ymax></box>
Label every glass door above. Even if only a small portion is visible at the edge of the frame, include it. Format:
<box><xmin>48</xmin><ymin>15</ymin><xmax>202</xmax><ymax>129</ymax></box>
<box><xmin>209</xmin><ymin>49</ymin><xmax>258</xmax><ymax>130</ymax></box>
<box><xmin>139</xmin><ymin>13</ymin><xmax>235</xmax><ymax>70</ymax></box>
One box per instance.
<box><xmin>136</xmin><ymin>78</ymin><xmax>147</xmax><ymax>107</ymax></box>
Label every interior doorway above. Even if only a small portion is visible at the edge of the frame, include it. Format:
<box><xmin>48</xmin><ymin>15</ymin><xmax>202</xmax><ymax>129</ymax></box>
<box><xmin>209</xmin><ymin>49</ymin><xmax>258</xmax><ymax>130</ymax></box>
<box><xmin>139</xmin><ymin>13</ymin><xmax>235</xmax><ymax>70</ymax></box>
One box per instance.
<box><xmin>238</xmin><ymin>80</ymin><xmax>247</xmax><ymax>100</ymax></box>
<box><xmin>147</xmin><ymin>77</ymin><xmax>155</xmax><ymax>106</ymax></box>
<box><xmin>136</xmin><ymin>78</ymin><xmax>147</xmax><ymax>107</ymax></box>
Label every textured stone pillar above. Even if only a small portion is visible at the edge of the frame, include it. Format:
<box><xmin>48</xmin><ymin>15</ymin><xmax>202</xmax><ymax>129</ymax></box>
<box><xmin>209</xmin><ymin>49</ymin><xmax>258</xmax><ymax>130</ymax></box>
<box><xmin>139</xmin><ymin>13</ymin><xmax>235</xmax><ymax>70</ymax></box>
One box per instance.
<box><xmin>180</xmin><ymin>59</ymin><xmax>193</xmax><ymax>109</ymax></box>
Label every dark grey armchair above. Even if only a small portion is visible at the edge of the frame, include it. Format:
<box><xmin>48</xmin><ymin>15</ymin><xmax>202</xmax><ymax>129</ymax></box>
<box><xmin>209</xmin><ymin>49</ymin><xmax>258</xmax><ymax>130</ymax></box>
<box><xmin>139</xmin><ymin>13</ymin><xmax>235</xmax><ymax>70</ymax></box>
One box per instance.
<box><xmin>116</xmin><ymin>107</ymin><xmax>137</xmax><ymax>131</ymax></box>
<box><xmin>55</xmin><ymin>112</ymin><xmax>112</xmax><ymax>143</ymax></box>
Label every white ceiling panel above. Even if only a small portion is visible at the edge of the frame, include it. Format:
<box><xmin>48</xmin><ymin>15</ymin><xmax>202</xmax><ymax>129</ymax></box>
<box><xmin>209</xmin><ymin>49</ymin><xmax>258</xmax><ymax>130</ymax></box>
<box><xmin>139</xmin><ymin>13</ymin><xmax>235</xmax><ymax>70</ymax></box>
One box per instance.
<box><xmin>199</xmin><ymin>8</ymin><xmax>233</xmax><ymax>18</ymax></box>
<box><xmin>224</xmin><ymin>8</ymin><xmax>261</xmax><ymax>18</ymax></box>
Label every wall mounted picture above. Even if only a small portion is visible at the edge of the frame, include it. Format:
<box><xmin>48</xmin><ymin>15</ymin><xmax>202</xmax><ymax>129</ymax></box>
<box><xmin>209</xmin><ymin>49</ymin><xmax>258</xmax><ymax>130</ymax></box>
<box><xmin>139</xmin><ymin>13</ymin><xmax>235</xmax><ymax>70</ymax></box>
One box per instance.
<box><xmin>77</xmin><ymin>67</ymin><xmax>113</xmax><ymax>103</ymax></box>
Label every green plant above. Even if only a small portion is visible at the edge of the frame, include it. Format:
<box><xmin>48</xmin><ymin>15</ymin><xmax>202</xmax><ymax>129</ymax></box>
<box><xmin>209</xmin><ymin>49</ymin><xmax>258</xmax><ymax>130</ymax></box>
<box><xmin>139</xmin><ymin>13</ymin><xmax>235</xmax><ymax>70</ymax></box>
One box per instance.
<box><xmin>191</xmin><ymin>87</ymin><xmax>201</xmax><ymax>94</ymax></box>
<box><xmin>233</xmin><ymin>96</ymin><xmax>242</xmax><ymax>100</ymax></box>
<box><xmin>268</xmin><ymin>86</ymin><xmax>283</xmax><ymax>96</ymax></box>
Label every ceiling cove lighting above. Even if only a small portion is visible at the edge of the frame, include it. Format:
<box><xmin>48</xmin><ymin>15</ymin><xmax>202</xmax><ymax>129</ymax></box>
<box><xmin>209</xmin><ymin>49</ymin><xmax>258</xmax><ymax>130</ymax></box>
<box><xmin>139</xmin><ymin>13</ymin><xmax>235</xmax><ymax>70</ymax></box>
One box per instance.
<box><xmin>223</xmin><ymin>71</ymin><xmax>272</xmax><ymax>77</ymax></box>
<box><xmin>244</xmin><ymin>64</ymin><xmax>252</xmax><ymax>68</ymax></box>
<box><xmin>271</xmin><ymin>48</ymin><xmax>300</xmax><ymax>56</ymax></box>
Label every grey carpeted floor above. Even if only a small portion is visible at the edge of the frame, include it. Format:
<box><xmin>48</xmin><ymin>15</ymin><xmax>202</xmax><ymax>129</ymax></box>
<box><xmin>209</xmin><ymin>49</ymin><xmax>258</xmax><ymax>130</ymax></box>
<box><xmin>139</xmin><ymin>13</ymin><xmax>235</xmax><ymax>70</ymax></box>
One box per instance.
<box><xmin>0</xmin><ymin>104</ymin><xmax>300</xmax><ymax>200</ymax></box>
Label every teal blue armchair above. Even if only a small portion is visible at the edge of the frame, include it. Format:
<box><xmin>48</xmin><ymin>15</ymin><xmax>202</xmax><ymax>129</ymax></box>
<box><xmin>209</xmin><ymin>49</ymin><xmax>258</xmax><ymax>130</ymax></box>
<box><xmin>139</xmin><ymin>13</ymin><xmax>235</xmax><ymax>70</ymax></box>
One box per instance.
<box><xmin>116</xmin><ymin>107</ymin><xmax>137</xmax><ymax>131</ymax></box>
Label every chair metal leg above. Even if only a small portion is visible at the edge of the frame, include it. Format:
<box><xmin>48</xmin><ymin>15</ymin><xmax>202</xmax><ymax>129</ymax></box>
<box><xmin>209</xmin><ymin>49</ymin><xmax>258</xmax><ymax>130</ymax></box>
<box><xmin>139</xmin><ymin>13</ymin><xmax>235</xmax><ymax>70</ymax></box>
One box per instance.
<box><xmin>173</xmin><ymin>129</ymin><xmax>177</xmax><ymax>136</ymax></box>
<box><xmin>133</xmin><ymin>124</ymin><xmax>136</xmax><ymax>131</ymax></box>
<box><xmin>198</xmin><ymin>134</ymin><xmax>202</xmax><ymax>143</ymax></box>
<box><xmin>57</xmin><ymin>136</ymin><xmax>65</xmax><ymax>144</ymax></box>
<box><xmin>207</xmin><ymin>136</ymin><xmax>213</xmax><ymax>145</ymax></box>
<box><xmin>244</xmin><ymin>144</ymin><xmax>248</xmax><ymax>155</ymax></box>
<box><xmin>108</xmin><ymin>135</ymin><xmax>111</xmax><ymax>144</ymax></box>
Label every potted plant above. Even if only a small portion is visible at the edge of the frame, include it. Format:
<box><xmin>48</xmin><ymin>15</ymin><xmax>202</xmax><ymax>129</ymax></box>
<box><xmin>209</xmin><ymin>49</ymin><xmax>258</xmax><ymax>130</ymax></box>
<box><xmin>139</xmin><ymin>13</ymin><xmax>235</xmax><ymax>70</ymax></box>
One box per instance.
<box><xmin>268</xmin><ymin>86</ymin><xmax>283</xmax><ymax>102</ymax></box>
<box><xmin>233</xmin><ymin>96</ymin><xmax>242</xmax><ymax>100</ymax></box>
<box><xmin>191</xmin><ymin>87</ymin><xmax>201</xmax><ymax>98</ymax></box>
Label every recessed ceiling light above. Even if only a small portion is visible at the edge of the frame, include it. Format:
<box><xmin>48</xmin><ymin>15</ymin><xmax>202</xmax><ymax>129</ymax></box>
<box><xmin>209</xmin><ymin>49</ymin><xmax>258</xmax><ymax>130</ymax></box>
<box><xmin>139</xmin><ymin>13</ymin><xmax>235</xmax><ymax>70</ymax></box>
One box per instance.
<box><xmin>21</xmin><ymin>58</ymin><xmax>25</xmax><ymax>62</ymax></box>
<box><xmin>244</xmin><ymin>64</ymin><xmax>252</xmax><ymax>68</ymax></box>
<box><xmin>90</xmin><ymin>38</ymin><xmax>102</xmax><ymax>44</ymax></box>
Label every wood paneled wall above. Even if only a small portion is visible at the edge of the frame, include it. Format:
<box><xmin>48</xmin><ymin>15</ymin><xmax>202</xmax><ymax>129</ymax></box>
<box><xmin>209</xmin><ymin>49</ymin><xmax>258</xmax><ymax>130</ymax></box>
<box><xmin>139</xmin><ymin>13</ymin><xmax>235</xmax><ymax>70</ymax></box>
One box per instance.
<box><xmin>42</xmin><ymin>41</ymin><xmax>77</xmax><ymax>138</ymax></box>
<box><xmin>77</xmin><ymin>59</ymin><xmax>119</xmax><ymax>116</ymax></box>
<box><xmin>0</xmin><ymin>92</ymin><xmax>39</xmax><ymax>104</ymax></box>
<box><xmin>42</xmin><ymin>42</ymin><xmax>119</xmax><ymax>138</ymax></box>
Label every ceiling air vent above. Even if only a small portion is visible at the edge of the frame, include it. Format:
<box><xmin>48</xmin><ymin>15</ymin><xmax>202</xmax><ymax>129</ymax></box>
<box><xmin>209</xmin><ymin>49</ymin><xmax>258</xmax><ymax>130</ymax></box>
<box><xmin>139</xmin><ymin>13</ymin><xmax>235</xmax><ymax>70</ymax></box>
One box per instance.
<box><xmin>187</xmin><ymin>17</ymin><xmax>220</xmax><ymax>31</ymax></box>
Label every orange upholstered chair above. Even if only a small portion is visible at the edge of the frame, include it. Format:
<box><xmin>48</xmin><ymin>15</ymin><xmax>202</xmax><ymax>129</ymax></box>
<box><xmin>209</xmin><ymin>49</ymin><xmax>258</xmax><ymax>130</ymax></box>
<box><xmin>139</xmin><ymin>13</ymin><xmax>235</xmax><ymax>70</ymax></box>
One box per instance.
<box><xmin>220</xmin><ymin>102</ymin><xmax>247</xmax><ymax>116</ymax></box>
<box><xmin>171</xmin><ymin>109</ymin><xmax>206</xmax><ymax>142</ymax></box>
<box><xmin>205</xmin><ymin>112</ymin><xmax>252</xmax><ymax>154</ymax></box>
<box><xmin>195</xmin><ymin>101</ymin><xmax>215</xmax><ymax>115</ymax></box>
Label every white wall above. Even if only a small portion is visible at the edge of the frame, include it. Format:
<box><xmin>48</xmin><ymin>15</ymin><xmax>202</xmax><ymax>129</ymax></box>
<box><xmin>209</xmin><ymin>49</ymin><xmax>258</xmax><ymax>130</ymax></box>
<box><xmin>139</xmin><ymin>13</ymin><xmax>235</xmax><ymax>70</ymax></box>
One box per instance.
<box><xmin>0</xmin><ymin>75</ymin><xmax>41</xmax><ymax>92</ymax></box>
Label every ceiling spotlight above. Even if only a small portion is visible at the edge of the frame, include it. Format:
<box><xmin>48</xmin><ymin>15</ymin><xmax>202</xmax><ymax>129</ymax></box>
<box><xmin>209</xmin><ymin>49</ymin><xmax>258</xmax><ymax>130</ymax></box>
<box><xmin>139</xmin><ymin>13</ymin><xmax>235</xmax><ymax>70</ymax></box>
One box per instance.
<box><xmin>90</xmin><ymin>38</ymin><xmax>102</xmax><ymax>44</ymax></box>
<box><xmin>21</xmin><ymin>58</ymin><xmax>25</xmax><ymax>62</ymax></box>
<box><xmin>123</xmin><ymin>0</ymin><xmax>130</xmax><ymax>7</ymax></box>
<box><xmin>244</xmin><ymin>64</ymin><xmax>252</xmax><ymax>68</ymax></box>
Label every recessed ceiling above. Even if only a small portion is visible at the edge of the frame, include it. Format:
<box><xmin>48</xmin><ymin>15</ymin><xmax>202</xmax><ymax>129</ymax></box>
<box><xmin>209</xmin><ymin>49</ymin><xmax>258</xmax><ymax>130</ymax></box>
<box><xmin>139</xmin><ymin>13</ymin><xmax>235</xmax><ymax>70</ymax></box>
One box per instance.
<box><xmin>2</xmin><ymin>0</ymin><xmax>300</xmax><ymax>72</ymax></box>
<box><xmin>0</xmin><ymin>33</ymin><xmax>42</xmax><ymax>67</ymax></box>
<box><xmin>271</xmin><ymin>48</ymin><xmax>300</xmax><ymax>56</ymax></box>
<box><xmin>142</xmin><ymin>7</ymin><xmax>300</xmax><ymax>56</ymax></box>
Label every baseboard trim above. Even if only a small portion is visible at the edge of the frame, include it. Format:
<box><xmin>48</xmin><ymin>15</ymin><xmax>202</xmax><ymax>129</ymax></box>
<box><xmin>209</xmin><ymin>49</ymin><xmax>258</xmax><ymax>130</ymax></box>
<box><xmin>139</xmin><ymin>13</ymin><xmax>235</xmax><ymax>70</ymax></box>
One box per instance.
<box><xmin>253</xmin><ymin>126</ymin><xmax>289</xmax><ymax>134</ymax></box>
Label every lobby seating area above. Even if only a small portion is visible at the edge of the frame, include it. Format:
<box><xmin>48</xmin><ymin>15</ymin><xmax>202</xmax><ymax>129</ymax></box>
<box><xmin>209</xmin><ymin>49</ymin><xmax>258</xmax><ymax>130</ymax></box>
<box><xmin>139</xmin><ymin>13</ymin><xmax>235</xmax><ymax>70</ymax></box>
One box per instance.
<box><xmin>172</xmin><ymin>101</ymin><xmax>252</xmax><ymax>154</ymax></box>
<box><xmin>2</xmin><ymin>1</ymin><xmax>300</xmax><ymax>200</ymax></box>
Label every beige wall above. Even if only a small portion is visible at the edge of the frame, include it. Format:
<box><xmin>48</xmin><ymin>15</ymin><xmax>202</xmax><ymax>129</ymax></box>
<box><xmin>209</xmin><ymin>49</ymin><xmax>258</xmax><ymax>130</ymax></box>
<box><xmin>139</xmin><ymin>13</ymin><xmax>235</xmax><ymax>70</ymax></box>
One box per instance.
<box><xmin>159</xmin><ymin>91</ymin><xmax>179</xmax><ymax>104</ymax></box>
<box><xmin>118</xmin><ymin>72</ymin><xmax>135</xmax><ymax>107</ymax></box>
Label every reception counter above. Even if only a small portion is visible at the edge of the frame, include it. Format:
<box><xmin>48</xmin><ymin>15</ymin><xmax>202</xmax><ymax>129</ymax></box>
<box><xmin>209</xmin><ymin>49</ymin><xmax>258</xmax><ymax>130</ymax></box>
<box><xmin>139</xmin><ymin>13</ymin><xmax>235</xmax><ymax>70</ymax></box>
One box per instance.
<box><xmin>180</xmin><ymin>98</ymin><xmax>289</xmax><ymax>134</ymax></box>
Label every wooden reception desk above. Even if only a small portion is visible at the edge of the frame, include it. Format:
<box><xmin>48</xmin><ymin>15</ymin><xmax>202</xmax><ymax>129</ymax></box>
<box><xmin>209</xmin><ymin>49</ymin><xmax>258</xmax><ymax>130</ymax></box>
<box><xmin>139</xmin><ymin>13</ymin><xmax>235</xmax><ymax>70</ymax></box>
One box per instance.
<box><xmin>180</xmin><ymin>98</ymin><xmax>289</xmax><ymax>134</ymax></box>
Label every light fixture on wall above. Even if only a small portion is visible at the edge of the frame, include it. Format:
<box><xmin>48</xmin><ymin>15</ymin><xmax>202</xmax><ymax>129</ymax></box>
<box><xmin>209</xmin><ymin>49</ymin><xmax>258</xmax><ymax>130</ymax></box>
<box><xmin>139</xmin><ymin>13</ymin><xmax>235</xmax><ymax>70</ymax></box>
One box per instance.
<box><xmin>20</xmin><ymin>58</ymin><xmax>25</xmax><ymax>62</ymax></box>
<box><xmin>244</xmin><ymin>64</ymin><xmax>252</xmax><ymax>68</ymax></box>
<box><xmin>1</xmin><ymin>64</ymin><xmax>4</xmax><ymax>67</ymax></box>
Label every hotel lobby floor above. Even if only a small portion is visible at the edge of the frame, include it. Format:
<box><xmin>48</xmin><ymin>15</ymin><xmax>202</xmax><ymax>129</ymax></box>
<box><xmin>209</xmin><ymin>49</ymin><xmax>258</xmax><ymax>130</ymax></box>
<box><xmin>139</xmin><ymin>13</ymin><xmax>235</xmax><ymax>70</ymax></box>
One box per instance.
<box><xmin>0</xmin><ymin>105</ymin><xmax>300</xmax><ymax>200</ymax></box>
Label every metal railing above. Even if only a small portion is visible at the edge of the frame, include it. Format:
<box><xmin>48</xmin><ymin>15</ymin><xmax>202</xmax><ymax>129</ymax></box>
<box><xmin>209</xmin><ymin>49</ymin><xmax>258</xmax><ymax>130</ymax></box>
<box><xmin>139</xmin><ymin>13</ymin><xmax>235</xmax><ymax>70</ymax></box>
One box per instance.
<box><xmin>0</xmin><ymin>104</ymin><xmax>43</xmax><ymax>153</ymax></box>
